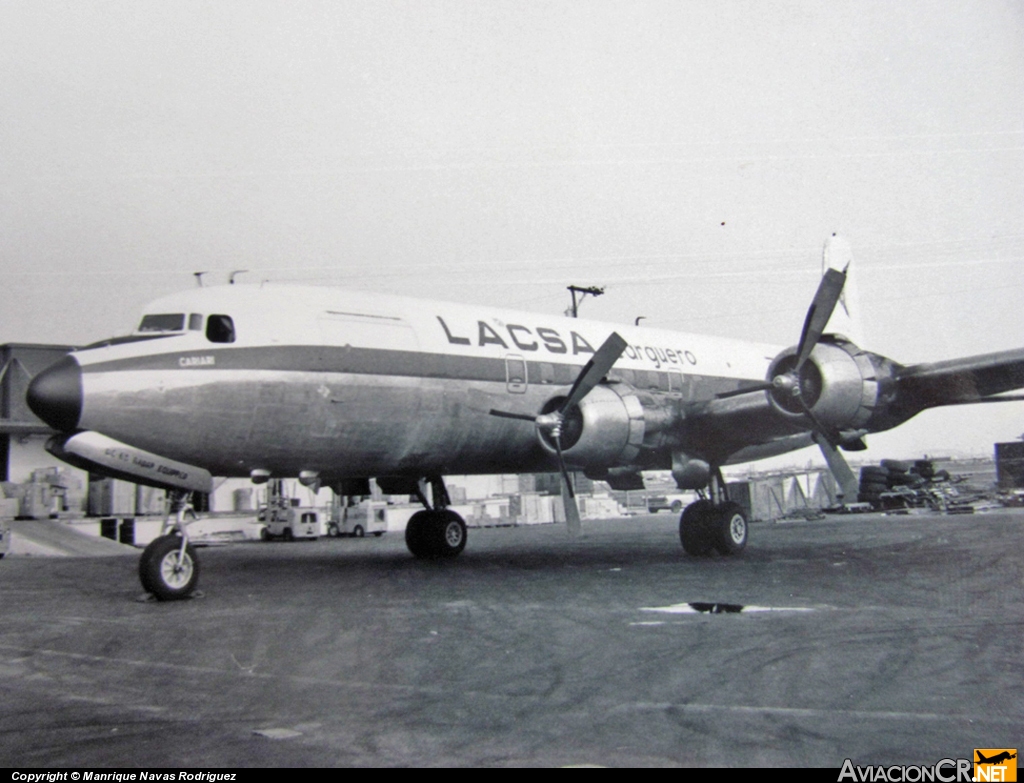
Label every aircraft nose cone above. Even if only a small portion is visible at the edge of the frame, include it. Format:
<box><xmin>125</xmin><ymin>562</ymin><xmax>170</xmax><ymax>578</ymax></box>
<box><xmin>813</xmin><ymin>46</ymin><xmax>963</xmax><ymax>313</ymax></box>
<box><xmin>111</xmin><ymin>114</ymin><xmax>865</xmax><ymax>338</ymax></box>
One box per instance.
<box><xmin>27</xmin><ymin>355</ymin><xmax>83</xmax><ymax>432</ymax></box>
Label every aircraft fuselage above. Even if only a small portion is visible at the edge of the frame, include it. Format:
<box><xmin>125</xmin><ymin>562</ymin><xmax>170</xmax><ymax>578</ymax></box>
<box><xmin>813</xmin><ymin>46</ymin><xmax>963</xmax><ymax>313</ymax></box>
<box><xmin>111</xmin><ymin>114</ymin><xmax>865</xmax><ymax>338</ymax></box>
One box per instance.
<box><xmin>40</xmin><ymin>284</ymin><xmax>795</xmax><ymax>481</ymax></box>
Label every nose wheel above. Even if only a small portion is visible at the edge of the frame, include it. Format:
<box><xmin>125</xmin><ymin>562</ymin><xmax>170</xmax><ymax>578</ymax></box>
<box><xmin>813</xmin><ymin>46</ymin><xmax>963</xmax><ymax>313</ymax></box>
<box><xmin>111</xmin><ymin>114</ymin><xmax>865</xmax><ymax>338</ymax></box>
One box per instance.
<box><xmin>139</xmin><ymin>534</ymin><xmax>200</xmax><ymax>600</ymax></box>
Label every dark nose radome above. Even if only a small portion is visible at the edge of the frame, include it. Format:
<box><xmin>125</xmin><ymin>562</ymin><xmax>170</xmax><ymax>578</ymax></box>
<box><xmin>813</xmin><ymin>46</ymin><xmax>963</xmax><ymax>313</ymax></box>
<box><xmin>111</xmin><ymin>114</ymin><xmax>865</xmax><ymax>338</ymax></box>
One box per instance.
<box><xmin>27</xmin><ymin>355</ymin><xmax>83</xmax><ymax>432</ymax></box>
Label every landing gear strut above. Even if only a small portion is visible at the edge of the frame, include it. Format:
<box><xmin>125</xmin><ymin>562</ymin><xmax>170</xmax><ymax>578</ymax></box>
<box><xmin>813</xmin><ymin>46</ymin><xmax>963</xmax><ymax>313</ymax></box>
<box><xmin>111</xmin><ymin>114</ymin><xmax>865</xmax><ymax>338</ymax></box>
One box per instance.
<box><xmin>405</xmin><ymin>476</ymin><xmax>467</xmax><ymax>560</ymax></box>
<box><xmin>678</xmin><ymin>470</ymin><xmax>748</xmax><ymax>557</ymax></box>
<box><xmin>139</xmin><ymin>490</ymin><xmax>201</xmax><ymax>600</ymax></box>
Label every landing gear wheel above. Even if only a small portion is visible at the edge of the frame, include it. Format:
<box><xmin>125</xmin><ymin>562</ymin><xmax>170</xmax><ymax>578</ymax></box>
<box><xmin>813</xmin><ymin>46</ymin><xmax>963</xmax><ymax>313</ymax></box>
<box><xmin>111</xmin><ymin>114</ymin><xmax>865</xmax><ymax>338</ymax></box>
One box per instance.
<box><xmin>437</xmin><ymin>511</ymin><xmax>467</xmax><ymax>557</ymax></box>
<box><xmin>679</xmin><ymin>500</ymin><xmax>715</xmax><ymax>556</ymax></box>
<box><xmin>353</xmin><ymin>525</ymin><xmax>365</xmax><ymax>538</ymax></box>
<box><xmin>405</xmin><ymin>509</ymin><xmax>467</xmax><ymax>560</ymax></box>
<box><xmin>139</xmin><ymin>534</ymin><xmax>199</xmax><ymax>601</ymax></box>
<box><xmin>711</xmin><ymin>501</ymin><xmax>748</xmax><ymax>556</ymax></box>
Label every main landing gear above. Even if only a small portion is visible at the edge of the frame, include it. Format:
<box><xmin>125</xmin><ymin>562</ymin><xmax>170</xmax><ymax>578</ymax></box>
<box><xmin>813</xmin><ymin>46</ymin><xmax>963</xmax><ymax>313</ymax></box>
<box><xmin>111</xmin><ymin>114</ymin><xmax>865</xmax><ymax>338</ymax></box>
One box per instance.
<box><xmin>405</xmin><ymin>476</ymin><xmax>467</xmax><ymax>560</ymax></box>
<box><xmin>678</xmin><ymin>470</ymin><xmax>748</xmax><ymax>557</ymax></box>
<box><xmin>139</xmin><ymin>490</ymin><xmax>201</xmax><ymax>600</ymax></box>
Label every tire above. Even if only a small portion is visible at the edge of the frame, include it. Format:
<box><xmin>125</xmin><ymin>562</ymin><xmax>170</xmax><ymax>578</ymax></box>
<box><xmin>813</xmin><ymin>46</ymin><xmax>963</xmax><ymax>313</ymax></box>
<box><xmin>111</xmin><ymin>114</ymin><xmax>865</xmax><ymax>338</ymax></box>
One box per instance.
<box><xmin>711</xmin><ymin>501</ymin><xmax>748</xmax><ymax>556</ymax></box>
<box><xmin>139</xmin><ymin>534</ymin><xmax>199</xmax><ymax>601</ymax></box>
<box><xmin>405</xmin><ymin>509</ymin><xmax>467</xmax><ymax>560</ymax></box>
<box><xmin>881</xmin><ymin>459</ymin><xmax>910</xmax><ymax>473</ymax></box>
<box><xmin>353</xmin><ymin>525</ymin><xmax>365</xmax><ymax>538</ymax></box>
<box><xmin>259</xmin><ymin>527</ymin><xmax>270</xmax><ymax>541</ymax></box>
<box><xmin>327</xmin><ymin>523</ymin><xmax>341</xmax><ymax>538</ymax></box>
<box><xmin>670</xmin><ymin>500</ymin><xmax>683</xmax><ymax>514</ymax></box>
<box><xmin>435</xmin><ymin>510</ymin><xmax>467</xmax><ymax>558</ymax></box>
<box><xmin>679</xmin><ymin>500</ymin><xmax>715</xmax><ymax>556</ymax></box>
<box><xmin>406</xmin><ymin>510</ymin><xmax>433</xmax><ymax>558</ymax></box>
<box><xmin>283</xmin><ymin>527</ymin><xmax>294</xmax><ymax>541</ymax></box>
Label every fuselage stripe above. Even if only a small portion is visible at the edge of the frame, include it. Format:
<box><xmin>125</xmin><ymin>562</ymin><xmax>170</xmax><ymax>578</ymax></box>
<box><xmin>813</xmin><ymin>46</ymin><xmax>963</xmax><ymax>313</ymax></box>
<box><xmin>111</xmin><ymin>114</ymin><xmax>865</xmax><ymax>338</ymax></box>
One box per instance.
<box><xmin>78</xmin><ymin>344</ymin><xmax>753</xmax><ymax>396</ymax></box>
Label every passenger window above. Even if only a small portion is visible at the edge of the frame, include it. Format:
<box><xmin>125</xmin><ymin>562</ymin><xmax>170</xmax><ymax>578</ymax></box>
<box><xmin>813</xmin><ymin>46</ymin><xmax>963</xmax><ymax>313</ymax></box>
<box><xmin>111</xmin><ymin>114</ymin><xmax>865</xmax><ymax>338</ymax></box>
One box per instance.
<box><xmin>206</xmin><ymin>315</ymin><xmax>235</xmax><ymax>343</ymax></box>
<box><xmin>188</xmin><ymin>313</ymin><xmax>203</xmax><ymax>331</ymax></box>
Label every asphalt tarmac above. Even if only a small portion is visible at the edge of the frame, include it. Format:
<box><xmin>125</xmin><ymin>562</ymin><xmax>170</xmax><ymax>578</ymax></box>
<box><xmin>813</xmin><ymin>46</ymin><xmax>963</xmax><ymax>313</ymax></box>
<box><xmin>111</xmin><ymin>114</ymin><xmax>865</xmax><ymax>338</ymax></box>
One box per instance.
<box><xmin>1</xmin><ymin>510</ymin><xmax>1022</xmax><ymax>768</ymax></box>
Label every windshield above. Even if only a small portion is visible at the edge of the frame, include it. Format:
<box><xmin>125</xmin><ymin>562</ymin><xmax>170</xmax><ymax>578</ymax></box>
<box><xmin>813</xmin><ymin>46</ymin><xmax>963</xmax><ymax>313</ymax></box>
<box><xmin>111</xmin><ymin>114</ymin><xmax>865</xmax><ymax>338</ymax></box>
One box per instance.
<box><xmin>138</xmin><ymin>313</ymin><xmax>186</xmax><ymax>333</ymax></box>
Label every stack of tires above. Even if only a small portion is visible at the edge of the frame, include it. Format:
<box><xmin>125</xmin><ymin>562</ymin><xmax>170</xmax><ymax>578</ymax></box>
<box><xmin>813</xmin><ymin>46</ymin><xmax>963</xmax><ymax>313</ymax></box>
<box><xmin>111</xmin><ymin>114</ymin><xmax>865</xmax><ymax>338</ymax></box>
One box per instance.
<box><xmin>858</xmin><ymin>459</ymin><xmax>950</xmax><ymax>507</ymax></box>
<box><xmin>858</xmin><ymin>465</ymin><xmax>890</xmax><ymax>505</ymax></box>
<box><xmin>882</xmin><ymin>459</ymin><xmax>929</xmax><ymax>490</ymax></box>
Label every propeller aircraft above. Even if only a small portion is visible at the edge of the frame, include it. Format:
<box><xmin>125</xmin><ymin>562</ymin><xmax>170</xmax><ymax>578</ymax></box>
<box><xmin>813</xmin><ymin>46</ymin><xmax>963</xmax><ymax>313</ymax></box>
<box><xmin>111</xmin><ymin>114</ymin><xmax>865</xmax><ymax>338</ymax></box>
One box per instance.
<box><xmin>25</xmin><ymin>237</ymin><xmax>1024</xmax><ymax>600</ymax></box>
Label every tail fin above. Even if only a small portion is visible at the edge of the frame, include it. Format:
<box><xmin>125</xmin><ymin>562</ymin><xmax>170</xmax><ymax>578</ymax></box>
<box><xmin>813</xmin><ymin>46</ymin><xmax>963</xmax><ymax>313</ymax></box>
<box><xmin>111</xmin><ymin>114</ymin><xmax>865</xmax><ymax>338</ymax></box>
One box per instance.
<box><xmin>822</xmin><ymin>233</ymin><xmax>866</xmax><ymax>347</ymax></box>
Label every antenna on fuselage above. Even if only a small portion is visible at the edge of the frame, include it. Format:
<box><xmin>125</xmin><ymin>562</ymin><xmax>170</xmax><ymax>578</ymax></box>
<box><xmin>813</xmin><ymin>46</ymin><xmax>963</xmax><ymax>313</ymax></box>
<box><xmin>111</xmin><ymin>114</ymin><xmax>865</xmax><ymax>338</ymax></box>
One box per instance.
<box><xmin>229</xmin><ymin>270</ymin><xmax>249</xmax><ymax>285</ymax></box>
<box><xmin>193</xmin><ymin>272</ymin><xmax>208</xmax><ymax>287</ymax></box>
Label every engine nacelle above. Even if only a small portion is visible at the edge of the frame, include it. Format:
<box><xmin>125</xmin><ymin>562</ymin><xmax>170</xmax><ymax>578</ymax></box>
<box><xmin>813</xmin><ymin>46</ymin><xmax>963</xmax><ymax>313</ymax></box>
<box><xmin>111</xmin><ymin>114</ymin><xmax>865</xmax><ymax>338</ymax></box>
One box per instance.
<box><xmin>766</xmin><ymin>337</ymin><xmax>898</xmax><ymax>432</ymax></box>
<box><xmin>536</xmin><ymin>384</ymin><xmax>674</xmax><ymax>468</ymax></box>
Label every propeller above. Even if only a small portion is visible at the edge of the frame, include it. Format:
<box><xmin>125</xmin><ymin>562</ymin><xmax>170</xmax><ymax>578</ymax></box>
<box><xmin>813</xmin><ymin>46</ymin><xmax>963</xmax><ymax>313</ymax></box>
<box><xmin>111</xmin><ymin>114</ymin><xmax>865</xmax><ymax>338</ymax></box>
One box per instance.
<box><xmin>712</xmin><ymin>251</ymin><xmax>861</xmax><ymax>501</ymax></box>
<box><xmin>715</xmin><ymin>265</ymin><xmax>848</xmax><ymax>404</ymax></box>
<box><xmin>490</xmin><ymin>332</ymin><xmax>628</xmax><ymax>536</ymax></box>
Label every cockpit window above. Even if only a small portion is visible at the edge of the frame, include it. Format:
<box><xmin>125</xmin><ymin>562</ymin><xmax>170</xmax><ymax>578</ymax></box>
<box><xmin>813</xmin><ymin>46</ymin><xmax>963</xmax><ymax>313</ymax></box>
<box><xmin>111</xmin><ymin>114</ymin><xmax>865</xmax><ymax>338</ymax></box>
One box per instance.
<box><xmin>206</xmin><ymin>314</ymin><xmax>235</xmax><ymax>343</ymax></box>
<box><xmin>188</xmin><ymin>313</ymin><xmax>203</xmax><ymax>331</ymax></box>
<box><xmin>138</xmin><ymin>313</ymin><xmax>185</xmax><ymax>333</ymax></box>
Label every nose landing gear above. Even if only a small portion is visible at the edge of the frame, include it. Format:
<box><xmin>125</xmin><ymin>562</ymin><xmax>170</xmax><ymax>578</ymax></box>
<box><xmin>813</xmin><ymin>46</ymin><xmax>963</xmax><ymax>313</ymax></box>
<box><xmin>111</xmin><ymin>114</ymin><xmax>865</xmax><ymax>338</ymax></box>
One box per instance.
<box><xmin>139</xmin><ymin>490</ymin><xmax>201</xmax><ymax>600</ymax></box>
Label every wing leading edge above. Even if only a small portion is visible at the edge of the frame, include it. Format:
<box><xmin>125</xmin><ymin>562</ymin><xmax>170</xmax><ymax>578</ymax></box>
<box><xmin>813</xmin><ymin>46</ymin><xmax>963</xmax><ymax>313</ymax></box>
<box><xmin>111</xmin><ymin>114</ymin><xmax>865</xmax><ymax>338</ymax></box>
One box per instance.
<box><xmin>894</xmin><ymin>347</ymin><xmax>1024</xmax><ymax>410</ymax></box>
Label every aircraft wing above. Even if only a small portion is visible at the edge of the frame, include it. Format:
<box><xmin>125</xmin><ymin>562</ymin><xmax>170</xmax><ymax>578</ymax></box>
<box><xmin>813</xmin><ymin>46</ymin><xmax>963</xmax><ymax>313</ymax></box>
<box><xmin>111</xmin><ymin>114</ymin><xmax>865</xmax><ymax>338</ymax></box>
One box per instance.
<box><xmin>0</xmin><ymin>419</ymin><xmax>53</xmax><ymax>435</ymax></box>
<box><xmin>894</xmin><ymin>347</ymin><xmax>1024</xmax><ymax>408</ymax></box>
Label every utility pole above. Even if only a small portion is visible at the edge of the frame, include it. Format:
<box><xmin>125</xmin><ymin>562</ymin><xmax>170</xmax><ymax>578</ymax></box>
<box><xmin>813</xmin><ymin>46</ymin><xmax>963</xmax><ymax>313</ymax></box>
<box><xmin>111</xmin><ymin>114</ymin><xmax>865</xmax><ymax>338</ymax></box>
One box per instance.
<box><xmin>566</xmin><ymin>285</ymin><xmax>604</xmax><ymax>318</ymax></box>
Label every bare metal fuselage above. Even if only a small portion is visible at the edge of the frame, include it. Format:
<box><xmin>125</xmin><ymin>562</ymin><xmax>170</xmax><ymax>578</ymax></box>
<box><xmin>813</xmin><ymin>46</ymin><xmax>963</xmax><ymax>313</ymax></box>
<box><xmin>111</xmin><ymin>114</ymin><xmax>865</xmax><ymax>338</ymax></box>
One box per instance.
<box><xmin>66</xmin><ymin>284</ymin><xmax>797</xmax><ymax>482</ymax></box>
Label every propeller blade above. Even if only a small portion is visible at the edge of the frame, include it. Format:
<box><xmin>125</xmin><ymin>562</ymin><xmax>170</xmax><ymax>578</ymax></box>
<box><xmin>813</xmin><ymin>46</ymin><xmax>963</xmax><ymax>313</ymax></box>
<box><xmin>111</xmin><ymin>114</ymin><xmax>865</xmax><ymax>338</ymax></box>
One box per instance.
<box><xmin>561</xmin><ymin>479</ymin><xmax>582</xmax><ymax>537</ymax></box>
<box><xmin>560</xmin><ymin>332</ymin><xmax>628</xmax><ymax>413</ymax></box>
<box><xmin>488</xmin><ymin>409</ymin><xmax>538</xmax><ymax>421</ymax></box>
<box><xmin>554</xmin><ymin>436</ymin><xmax>581</xmax><ymax>536</ymax></box>
<box><xmin>715</xmin><ymin>381</ymin><xmax>774</xmax><ymax>400</ymax></box>
<box><xmin>812</xmin><ymin>431</ymin><xmax>860</xmax><ymax>503</ymax></box>
<box><xmin>794</xmin><ymin>267</ymin><xmax>847</xmax><ymax>371</ymax></box>
<box><xmin>794</xmin><ymin>392</ymin><xmax>837</xmax><ymax>443</ymax></box>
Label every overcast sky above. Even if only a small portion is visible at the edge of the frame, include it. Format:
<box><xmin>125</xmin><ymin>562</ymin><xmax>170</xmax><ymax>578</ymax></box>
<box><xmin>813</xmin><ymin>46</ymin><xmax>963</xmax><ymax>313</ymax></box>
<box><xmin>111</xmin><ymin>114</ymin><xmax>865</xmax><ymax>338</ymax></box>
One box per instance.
<box><xmin>2</xmin><ymin>1</ymin><xmax>1022</xmax><ymax>463</ymax></box>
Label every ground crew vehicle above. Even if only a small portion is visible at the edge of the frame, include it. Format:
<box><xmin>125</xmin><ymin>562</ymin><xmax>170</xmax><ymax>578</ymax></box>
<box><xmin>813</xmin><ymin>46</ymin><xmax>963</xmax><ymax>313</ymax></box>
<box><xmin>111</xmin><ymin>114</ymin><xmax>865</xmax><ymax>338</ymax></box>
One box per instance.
<box><xmin>327</xmin><ymin>499</ymin><xmax>387</xmax><ymax>538</ymax></box>
<box><xmin>259</xmin><ymin>504</ymin><xmax>321</xmax><ymax>540</ymax></box>
<box><xmin>646</xmin><ymin>494</ymin><xmax>693</xmax><ymax>514</ymax></box>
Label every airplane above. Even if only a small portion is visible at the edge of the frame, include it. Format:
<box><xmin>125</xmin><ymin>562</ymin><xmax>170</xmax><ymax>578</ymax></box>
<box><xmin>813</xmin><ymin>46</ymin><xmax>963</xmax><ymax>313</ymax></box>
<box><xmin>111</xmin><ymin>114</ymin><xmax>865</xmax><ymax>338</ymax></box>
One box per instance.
<box><xmin>976</xmin><ymin>752</ymin><xmax>1017</xmax><ymax>765</ymax></box>
<box><xmin>24</xmin><ymin>236</ymin><xmax>1024</xmax><ymax>600</ymax></box>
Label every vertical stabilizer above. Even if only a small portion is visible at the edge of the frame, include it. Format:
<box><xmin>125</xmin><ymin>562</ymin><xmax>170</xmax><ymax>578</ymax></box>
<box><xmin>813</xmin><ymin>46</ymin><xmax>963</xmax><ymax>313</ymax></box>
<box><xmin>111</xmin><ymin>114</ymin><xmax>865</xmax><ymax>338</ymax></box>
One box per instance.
<box><xmin>822</xmin><ymin>234</ymin><xmax>865</xmax><ymax>347</ymax></box>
